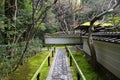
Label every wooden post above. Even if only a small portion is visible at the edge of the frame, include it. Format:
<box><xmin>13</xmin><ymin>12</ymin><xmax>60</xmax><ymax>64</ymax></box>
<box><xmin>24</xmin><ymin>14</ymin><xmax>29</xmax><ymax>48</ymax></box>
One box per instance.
<box><xmin>52</xmin><ymin>50</ymin><xmax>54</xmax><ymax>57</ymax></box>
<box><xmin>65</xmin><ymin>47</ymin><xmax>69</xmax><ymax>57</ymax></box>
<box><xmin>54</xmin><ymin>47</ymin><xmax>56</xmax><ymax>53</ymax></box>
<box><xmin>67</xmin><ymin>51</ymin><xmax>69</xmax><ymax>57</ymax></box>
<box><xmin>77</xmin><ymin>71</ymin><xmax>81</xmax><ymax>80</ymax></box>
<box><xmin>37</xmin><ymin>73</ymin><xmax>40</xmax><ymax>80</ymax></box>
<box><xmin>48</xmin><ymin>56</ymin><xmax>50</xmax><ymax>66</ymax></box>
<box><xmin>70</xmin><ymin>56</ymin><xmax>72</xmax><ymax>66</ymax></box>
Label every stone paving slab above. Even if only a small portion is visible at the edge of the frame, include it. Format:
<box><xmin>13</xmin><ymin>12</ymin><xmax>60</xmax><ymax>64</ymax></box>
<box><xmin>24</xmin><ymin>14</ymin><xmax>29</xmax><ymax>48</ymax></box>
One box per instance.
<box><xmin>46</xmin><ymin>48</ymin><xmax>73</xmax><ymax>80</ymax></box>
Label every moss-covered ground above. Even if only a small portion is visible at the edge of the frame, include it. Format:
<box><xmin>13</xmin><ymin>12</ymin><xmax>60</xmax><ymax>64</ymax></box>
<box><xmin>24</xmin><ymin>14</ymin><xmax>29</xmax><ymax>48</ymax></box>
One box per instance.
<box><xmin>70</xmin><ymin>50</ymin><xmax>107</xmax><ymax>80</ymax></box>
<box><xmin>4</xmin><ymin>50</ymin><xmax>53</xmax><ymax>80</ymax></box>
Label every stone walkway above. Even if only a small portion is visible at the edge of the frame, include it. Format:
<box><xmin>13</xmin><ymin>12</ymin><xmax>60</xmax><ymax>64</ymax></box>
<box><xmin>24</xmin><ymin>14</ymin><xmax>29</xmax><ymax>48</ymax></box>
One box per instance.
<box><xmin>46</xmin><ymin>48</ymin><xmax>73</xmax><ymax>80</ymax></box>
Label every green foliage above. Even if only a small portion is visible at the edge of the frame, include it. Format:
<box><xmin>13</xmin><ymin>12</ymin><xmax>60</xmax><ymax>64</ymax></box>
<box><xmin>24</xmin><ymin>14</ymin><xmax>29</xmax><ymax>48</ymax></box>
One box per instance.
<box><xmin>71</xmin><ymin>51</ymin><xmax>106</xmax><ymax>80</ymax></box>
<box><xmin>0</xmin><ymin>0</ymin><xmax>56</xmax><ymax>78</ymax></box>
<box><xmin>35</xmin><ymin>23</ymin><xmax>46</xmax><ymax>32</ymax></box>
<box><xmin>109</xmin><ymin>17</ymin><xmax>120</xmax><ymax>24</ymax></box>
<box><xmin>44</xmin><ymin>9</ymin><xmax>59</xmax><ymax>33</ymax></box>
<box><xmin>108</xmin><ymin>17</ymin><xmax>120</xmax><ymax>31</ymax></box>
<box><xmin>16</xmin><ymin>9</ymin><xmax>32</xmax><ymax>35</ymax></box>
<box><xmin>25</xmin><ymin>0</ymin><xmax>32</xmax><ymax>12</ymax></box>
<box><xmin>4</xmin><ymin>51</ymin><xmax>50</xmax><ymax>80</ymax></box>
<box><xmin>0</xmin><ymin>15</ymin><xmax>6</xmax><ymax>29</ymax></box>
<box><xmin>0</xmin><ymin>44</ymin><xmax>18</xmax><ymax>76</ymax></box>
<box><xmin>0</xmin><ymin>0</ymin><xmax>4</xmax><ymax>14</ymax></box>
<box><xmin>0</xmin><ymin>39</ymin><xmax>43</xmax><ymax>78</ymax></box>
<box><xmin>27</xmin><ymin>38</ymin><xmax>43</xmax><ymax>55</ymax></box>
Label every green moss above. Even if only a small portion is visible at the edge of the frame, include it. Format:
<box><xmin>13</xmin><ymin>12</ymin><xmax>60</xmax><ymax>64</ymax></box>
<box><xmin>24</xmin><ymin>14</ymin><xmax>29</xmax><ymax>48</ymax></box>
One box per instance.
<box><xmin>81</xmin><ymin>22</ymin><xmax>100</xmax><ymax>26</ymax></box>
<box><xmin>81</xmin><ymin>22</ymin><xmax>113</xmax><ymax>27</ymax></box>
<box><xmin>109</xmin><ymin>17</ymin><xmax>120</xmax><ymax>23</ymax></box>
<box><xmin>70</xmin><ymin>51</ymin><xmax>106</xmax><ymax>80</ymax></box>
<box><xmin>40</xmin><ymin>54</ymin><xmax>53</xmax><ymax>80</ymax></box>
<box><xmin>5</xmin><ymin>51</ymin><xmax>52</xmax><ymax>80</ymax></box>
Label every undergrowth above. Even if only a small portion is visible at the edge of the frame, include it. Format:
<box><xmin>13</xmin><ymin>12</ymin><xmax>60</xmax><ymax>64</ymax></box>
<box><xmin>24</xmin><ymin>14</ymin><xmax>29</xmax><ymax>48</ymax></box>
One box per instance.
<box><xmin>4</xmin><ymin>50</ymin><xmax>53</xmax><ymax>80</ymax></box>
<box><xmin>70</xmin><ymin>50</ymin><xmax>106</xmax><ymax>80</ymax></box>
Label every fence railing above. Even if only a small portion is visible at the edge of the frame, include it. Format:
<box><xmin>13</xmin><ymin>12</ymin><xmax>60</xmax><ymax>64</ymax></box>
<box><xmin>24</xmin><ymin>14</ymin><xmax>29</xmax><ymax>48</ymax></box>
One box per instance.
<box><xmin>66</xmin><ymin>47</ymin><xmax>86</xmax><ymax>80</ymax></box>
<box><xmin>31</xmin><ymin>48</ymin><xmax>55</xmax><ymax>80</ymax></box>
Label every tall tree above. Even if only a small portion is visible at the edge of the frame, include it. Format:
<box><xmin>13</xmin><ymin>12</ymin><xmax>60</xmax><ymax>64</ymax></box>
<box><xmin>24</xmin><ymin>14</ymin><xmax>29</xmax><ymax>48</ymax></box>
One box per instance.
<box><xmin>4</xmin><ymin>0</ymin><xmax>17</xmax><ymax>44</ymax></box>
<box><xmin>53</xmin><ymin>0</ymin><xmax>82</xmax><ymax>33</ymax></box>
<box><xmin>13</xmin><ymin>0</ymin><xmax>58</xmax><ymax>71</ymax></box>
<box><xmin>88</xmin><ymin>0</ymin><xmax>120</xmax><ymax>70</ymax></box>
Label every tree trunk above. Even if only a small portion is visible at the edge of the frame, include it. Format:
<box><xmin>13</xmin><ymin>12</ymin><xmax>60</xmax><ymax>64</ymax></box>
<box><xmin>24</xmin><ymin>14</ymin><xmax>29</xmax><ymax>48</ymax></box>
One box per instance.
<box><xmin>87</xmin><ymin>0</ymin><xmax>120</xmax><ymax>70</ymax></box>
<box><xmin>88</xmin><ymin>27</ymin><xmax>98</xmax><ymax>70</ymax></box>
